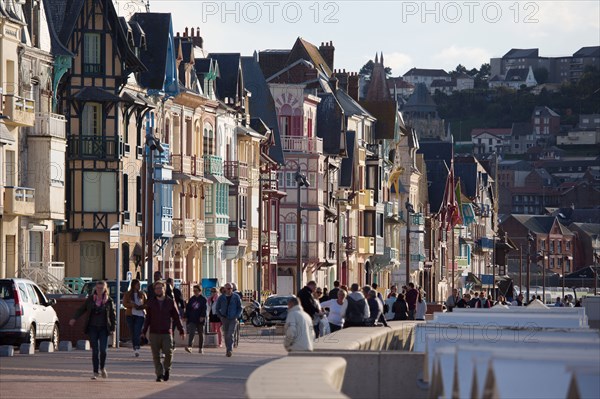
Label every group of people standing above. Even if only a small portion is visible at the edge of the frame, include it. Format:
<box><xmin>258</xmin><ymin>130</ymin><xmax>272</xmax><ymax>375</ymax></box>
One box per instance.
<box><xmin>284</xmin><ymin>281</ymin><xmax>427</xmax><ymax>352</ymax></box>
<box><xmin>69</xmin><ymin>273</ymin><xmax>243</xmax><ymax>382</ymax></box>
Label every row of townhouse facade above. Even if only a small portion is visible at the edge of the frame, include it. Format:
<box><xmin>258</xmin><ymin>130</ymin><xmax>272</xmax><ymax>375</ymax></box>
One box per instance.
<box><xmin>2</xmin><ymin>0</ymin><xmax>502</xmax><ymax>302</ymax></box>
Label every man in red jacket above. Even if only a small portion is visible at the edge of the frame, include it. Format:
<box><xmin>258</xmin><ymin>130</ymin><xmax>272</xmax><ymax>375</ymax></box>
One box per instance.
<box><xmin>405</xmin><ymin>282</ymin><xmax>419</xmax><ymax>320</ymax></box>
<box><xmin>142</xmin><ymin>281</ymin><xmax>185</xmax><ymax>382</ymax></box>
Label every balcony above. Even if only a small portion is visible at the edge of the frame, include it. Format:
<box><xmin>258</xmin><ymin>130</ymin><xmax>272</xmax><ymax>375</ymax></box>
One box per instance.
<box><xmin>375</xmin><ymin>236</ymin><xmax>384</xmax><ymax>255</ymax></box>
<box><xmin>31</xmin><ymin>112</ymin><xmax>66</xmax><ymax>139</ymax></box>
<box><xmin>250</xmin><ymin>227</ymin><xmax>259</xmax><ymax>251</ymax></box>
<box><xmin>1</xmin><ymin>94</ymin><xmax>35</xmax><ymax>126</ymax></box>
<box><xmin>204</xmin><ymin>155</ymin><xmax>223</xmax><ymax>176</ymax></box>
<box><xmin>384</xmin><ymin>247</ymin><xmax>398</xmax><ymax>261</ymax></box>
<box><xmin>411</xmin><ymin>212</ymin><xmax>424</xmax><ymax>225</ymax></box>
<box><xmin>27</xmin><ymin>261</ymin><xmax>65</xmax><ymax>282</ymax></box>
<box><xmin>351</xmin><ymin>189</ymin><xmax>374</xmax><ymax>209</ymax></box>
<box><xmin>154</xmin><ymin>143</ymin><xmax>170</xmax><ymax>165</ymax></box>
<box><xmin>68</xmin><ymin>135</ymin><xmax>121</xmax><ymax>160</ymax></box>
<box><xmin>205</xmin><ymin>216</ymin><xmax>229</xmax><ymax>240</ymax></box>
<box><xmin>154</xmin><ymin>206</ymin><xmax>173</xmax><ymax>238</ymax></box>
<box><xmin>224</xmin><ymin>161</ymin><xmax>249</xmax><ymax>182</ymax></box>
<box><xmin>4</xmin><ymin>186</ymin><xmax>35</xmax><ymax>216</ymax></box>
<box><xmin>343</xmin><ymin>236</ymin><xmax>356</xmax><ymax>252</ymax></box>
<box><xmin>410</xmin><ymin>254</ymin><xmax>426</xmax><ymax>262</ymax></box>
<box><xmin>358</xmin><ymin>236</ymin><xmax>375</xmax><ymax>254</ymax></box>
<box><xmin>173</xmin><ymin>218</ymin><xmax>195</xmax><ymax>238</ymax></box>
<box><xmin>281</xmin><ymin>135</ymin><xmax>323</xmax><ymax>153</ymax></box>
<box><xmin>195</xmin><ymin>220</ymin><xmax>205</xmax><ymax>241</ymax></box>
<box><xmin>366</xmin><ymin>143</ymin><xmax>383</xmax><ymax>158</ymax></box>
<box><xmin>172</xmin><ymin>154</ymin><xmax>203</xmax><ymax>176</ymax></box>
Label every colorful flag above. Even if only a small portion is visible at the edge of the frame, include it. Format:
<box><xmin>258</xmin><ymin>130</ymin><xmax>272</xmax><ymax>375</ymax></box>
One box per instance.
<box><xmin>455</xmin><ymin>178</ymin><xmax>463</xmax><ymax>226</ymax></box>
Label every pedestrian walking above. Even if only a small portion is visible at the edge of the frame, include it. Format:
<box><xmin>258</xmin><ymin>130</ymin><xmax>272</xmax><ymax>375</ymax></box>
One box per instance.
<box><xmin>141</xmin><ymin>281</ymin><xmax>185</xmax><ymax>382</ymax></box>
<box><xmin>319</xmin><ymin>289</ymin><xmax>348</xmax><ymax>332</ymax></box>
<box><xmin>283</xmin><ymin>297</ymin><xmax>315</xmax><ymax>352</ymax></box>
<box><xmin>384</xmin><ymin>293</ymin><xmax>397</xmax><ymax>321</ymax></box>
<box><xmin>328</xmin><ymin>281</ymin><xmax>341</xmax><ymax>300</ymax></box>
<box><xmin>69</xmin><ymin>280</ymin><xmax>116</xmax><ymax>380</ymax></box>
<box><xmin>312</xmin><ymin>287</ymin><xmax>327</xmax><ymax>337</ymax></box>
<box><xmin>387</xmin><ymin>285</ymin><xmax>398</xmax><ymax>299</ymax></box>
<box><xmin>123</xmin><ymin>279</ymin><xmax>146</xmax><ymax>357</ymax></box>
<box><xmin>371</xmin><ymin>283</ymin><xmax>384</xmax><ymax>301</ymax></box>
<box><xmin>445</xmin><ymin>288</ymin><xmax>460</xmax><ymax>312</ymax></box>
<box><xmin>475</xmin><ymin>292</ymin><xmax>492</xmax><ymax>309</ymax></box>
<box><xmin>405</xmin><ymin>283</ymin><xmax>418</xmax><ymax>320</ymax></box>
<box><xmin>298</xmin><ymin>281</ymin><xmax>322</xmax><ymax>336</ymax></box>
<box><xmin>216</xmin><ymin>283</ymin><xmax>243</xmax><ymax>357</ymax></box>
<box><xmin>166</xmin><ymin>278</ymin><xmax>185</xmax><ymax>350</ymax></box>
<box><xmin>344</xmin><ymin>283</ymin><xmax>370</xmax><ymax>327</ymax></box>
<box><xmin>393</xmin><ymin>293</ymin><xmax>409</xmax><ymax>320</ymax></box>
<box><xmin>367</xmin><ymin>290</ymin><xmax>386</xmax><ymax>326</ymax></box>
<box><xmin>207</xmin><ymin>287</ymin><xmax>223</xmax><ymax>348</ymax></box>
<box><xmin>184</xmin><ymin>285</ymin><xmax>207</xmax><ymax>354</ymax></box>
<box><xmin>415</xmin><ymin>290</ymin><xmax>427</xmax><ymax>321</ymax></box>
<box><xmin>147</xmin><ymin>271</ymin><xmax>163</xmax><ymax>301</ymax></box>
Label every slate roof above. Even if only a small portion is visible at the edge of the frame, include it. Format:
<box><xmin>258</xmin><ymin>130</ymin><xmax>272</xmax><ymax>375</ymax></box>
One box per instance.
<box><xmin>73</xmin><ymin>87</ymin><xmax>122</xmax><ymax>102</ymax></box>
<box><xmin>403</xmin><ymin>83</ymin><xmax>437</xmax><ymax>113</ymax></box>
<box><xmin>471</xmin><ymin>128</ymin><xmax>512</xmax><ymax>137</ymax></box>
<box><xmin>511</xmin><ymin>122</ymin><xmax>533</xmax><ymax>137</ymax></box>
<box><xmin>553</xmin><ymin>208</ymin><xmax>600</xmax><ymax>224</ymax></box>
<box><xmin>403</xmin><ymin>68</ymin><xmax>449</xmax><ymax>77</ymax></box>
<box><xmin>208</xmin><ymin>53</ymin><xmax>242</xmax><ymax>102</ymax></box>
<box><xmin>573</xmin><ymin>46</ymin><xmax>600</xmax><ymax>58</ymax></box>
<box><xmin>40</xmin><ymin>0</ymin><xmax>74</xmax><ymax>56</ymax></box>
<box><xmin>317</xmin><ymin>93</ymin><xmax>345</xmax><ymax>155</ymax></box>
<box><xmin>425</xmin><ymin>159</ymin><xmax>450</xmax><ymax>213</ymax></box>
<box><xmin>335</xmin><ymin>89</ymin><xmax>373</xmax><ymax>118</ymax></box>
<box><xmin>340</xmin><ymin>131</ymin><xmax>356</xmax><ymax>188</ymax></box>
<box><xmin>533</xmin><ymin>106</ymin><xmax>560</xmax><ymax>118</ymax></box>
<box><xmin>418</xmin><ymin>139</ymin><xmax>453</xmax><ymax>166</ymax></box>
<box><xmin>130</xmin><ymin>13</ymin><xmax>175</xmax><ymax>91</ymax></box>
<box><xmin>505</xmin><ymin>68</ymin><xmax>531</xmax><ymax>82</ymax></box>
<box><xmin>287</xmin><ymin>38</ymin><xmax>332</xmax><ymax>77</ymax></box>
<box><xmin>240</xmin><ymin>56</ymin><xmax>285</xmax><ymax>165</ymax></box>
<box><xmin>258</xmin><ymin>49</ymin><xmax>291</xmax><ymax>80</ymax></box>
<box><xmin>503</xmin><ymin>48</ymin><xmax>539</xmax><ymax>59</ymax></box>
<box><xmin>454</xmin><ymin>160</ymin><xmax>479</xmax><ymax>198</ymax></box>
<box><xmin>510</xmin><ymin>215</ymin><xmax>573</xmax><ymax>236</ymax></box>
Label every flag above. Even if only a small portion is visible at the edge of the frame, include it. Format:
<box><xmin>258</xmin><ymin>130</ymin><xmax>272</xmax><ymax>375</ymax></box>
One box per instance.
<box><xmin>440</xmin><ymin>163</ymin><xmax>461</xmax><ymax>232</ymax></box>
<box><xmin>455</xmin><ymin>178</ymin><xmax>463</xmax><ymax>226</ymax></box>
<box><xmin>388</xmin><ymin>167</ymin><xmax>404</xmax><ymax>194</ymax></box>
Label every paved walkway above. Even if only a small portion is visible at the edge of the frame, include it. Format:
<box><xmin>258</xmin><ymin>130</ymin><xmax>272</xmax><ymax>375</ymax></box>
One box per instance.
<box><xmin>0</xmin><ymin>333</ymin><xmax>286</xmax><ymax>398</ymax></box>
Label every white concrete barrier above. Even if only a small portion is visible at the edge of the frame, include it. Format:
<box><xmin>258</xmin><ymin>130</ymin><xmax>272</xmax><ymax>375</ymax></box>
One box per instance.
<box><xmin>58</xmin><ymin>341</ymin><xmax>73</xmax><ymax>351</ymax></box>
<box><xmin>76</xmin><ymin>340</ymin><xmax>90</xmax><ymax>350</ymax></box>
<box><xmin>582</xmin><ymin>296</ymin><xmax>600</xmax><ymax>329</ymax></box>
<box><xmin>19</xmin><ymin>343</ymin><xmax>34</xmax><ymax>355</ymax></box>
<box><xmin>39</xmin><ymin>341</ymin><xmax>54</xmax><ymax>352</ymax></box>
<box><xmin>246</xmin><ymin>356</ymin><xmax>348</xmax><ymax>399</ymax></box>
<box><xmin>432</xmin><ymin>312</ymin><xmax>587</xmax><ymax>329</ymax></box>
<box><xmin>0</xmin><ymin>345</ymin><xmax>14</xmax><ymax>357</ymax></box>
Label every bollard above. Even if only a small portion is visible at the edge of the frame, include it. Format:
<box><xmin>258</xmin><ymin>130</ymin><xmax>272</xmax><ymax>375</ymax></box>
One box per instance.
<box><xmin>19</xmin><ymin>343</ymin><xmax>35</xmax><ymax>355</ymax></box>
<box><xmin>39</xmin><ymin>341</ymin><xmax>54</xmax><ymax>352</ymax></box>
<box><xmin>204</xmin><ymin>332</ymin><xmax>218</xmax><ymax>348</ymax></box>
<box><xmin>58</xmin><ymin>341</ymin><xmax>73</xmax><ymax>352</ymax></box>
<box><xmin>76</xmin><ymin>340</ymin><xmax>91</xmax><ymax>350</ymax></box>
<box><xmin>0</xmin><ymin>345</ymin><xmax>15</xmax><ymax>357</ymax></box>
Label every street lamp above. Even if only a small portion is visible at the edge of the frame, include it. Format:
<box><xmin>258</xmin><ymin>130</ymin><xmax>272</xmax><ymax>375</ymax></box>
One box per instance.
<box><xmin>295</xmin><ymin>169</ymin><xmax>310</xmax><ymax>294</ymax></box>
<box><xmin>336</xmin><ymin>192</ymin><xmax>356</xmax><ymax>286</ymax></box>
<box><xmin>405</xmin><ymin>200</ymin><xmax>414</xmax><ymax>287</ymax></box>
<box><xmin>527</xmin><ymin>231</ymin><xmax>534</xmax><ymax>303</ymax></box>
<box><xmin>593</xmin><ymin>250</ymin><xmax>599</xmax><ymax>296</ymax></box>
<box><xmin>537</xmin><ymin>249</ymin><xmax>551</xmax><ymax>303</ymax></box>
<box><xmin>145</xmin><ymin>134</ymin><xmax>164</xmax><ymax>285</ymax></box>
<box><xmin>562</xmin><ymin>255</ymin><xmax>572</xmax><ymax>299</ymax></box>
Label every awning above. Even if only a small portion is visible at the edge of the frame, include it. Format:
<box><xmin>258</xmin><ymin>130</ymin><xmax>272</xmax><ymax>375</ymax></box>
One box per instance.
<box><xmin>73</xmin><ymin>87</ymin><xmax>122</xmax><ymax>102</ymax></box>
<box><xmin>207</xmin><ymin>174</ymin><xmax>233</xmax><ymax>185</ymax></box>
<box><xmin>0</xmin><ymin>123</ymin><xmax>15</xmax><ymax>145</ymax></box>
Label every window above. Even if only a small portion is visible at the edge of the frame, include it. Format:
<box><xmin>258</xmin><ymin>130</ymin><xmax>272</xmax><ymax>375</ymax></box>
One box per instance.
<box><xmin>285</xmin><ymin>172</ymin><xmax>298</xmax><ymax>188</ymax></box>
<box><xmin>285</xmin><ymin>224</ymin><xmax>296</xmax><ymax>242</ymax></box>
<box><xmin>123</xmin><ymin>174</ymin><xmax>129</xmax><ymax>213</ymax></box>
<box><xmin>203</xmin><ymin>124</ymin><xmax>214</xmax><ymax>155</ymax></box>
<box><xmin>308</xmin><ymin>225</ymin><xmax>317</xmax><ymax>242</ymax></box>
<box><xmin>566</xmin><ymin>241</ymin><xmax>570</xmax><ymax>250</ymax></box>
<box><xmin>557</xmin><ymin>241</ymin><xmax>562</xmax><ymax>253</ymax></box>
<box><xmin>136</xmin><ymin>176</ymin><xmax>142</xmax><ymax>215</ymax></box>
<box><xmin>83</xmin><ymin>172</ymin><xmax>117</xmax><ymax>212</ymax></box>
<box><xmin>82</xmin><ymin>103</ymin><xmax>102</xmax><ymax>135</ymax></box>
<box><xmin>534</xmin><ymin>118</ymin><xmax>540</xmax><ymax>124</ymax></box>
<box><xmin>307</xmin><ymin>172</ymin><xmax>317</xmax><ymax>188</ymax></box>
<box><xmin>205</xmin><ymin>185</ymin><xmax>213</xmax><ymax>214</ymax></box>
<box><xmin>363</xmin><ymin>212</ymin><xmax>375</xmax><ymax>236</ymax></box>
<box><xmin>279</xmin><ymin>116</ymin><xmax>291</xmax><ymax>135</ymax></box>
<box><xmin>366</xmin><ymin>166</ymin><xmax>377</xmax><ymax>190</ymax></box>
<box><xmin>83</xmin><ymin>33</ymin><xmax>102</xmax><ymax>74</ymax></box>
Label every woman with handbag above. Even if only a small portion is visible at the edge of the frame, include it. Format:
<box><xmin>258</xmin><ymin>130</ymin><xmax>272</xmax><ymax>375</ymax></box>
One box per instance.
<box><xmin>207</xmin><ymin>287</ymin><xmax>223</xmax><ymax>347</ymax></box>
<box><xmin>69</xmin><ymin>280</ymin><xmax>116</xmax><ymax>379</ymax></box>
<box><xmin>123</xmin><ymin>279</ymin><xmax>146</xmax><ymax>357</ymax></box>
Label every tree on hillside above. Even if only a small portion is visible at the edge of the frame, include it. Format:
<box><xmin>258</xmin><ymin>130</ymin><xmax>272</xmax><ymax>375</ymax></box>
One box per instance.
<box><xmin>359</xmin><ymin>59</ymin><xmax>392</xmax><ymax>78</ymax></box>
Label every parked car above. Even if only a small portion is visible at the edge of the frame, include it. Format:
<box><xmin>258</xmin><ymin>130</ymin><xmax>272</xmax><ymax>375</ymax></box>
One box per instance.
<box><xmin>0</xmin><ymin>278</ymin><xmax>60</xmax><ymax>349</ymax></box>
<box><xmin>260</xmin><ymin>295</ymin><xmax>294</xmax><ymax>326</ymax></box>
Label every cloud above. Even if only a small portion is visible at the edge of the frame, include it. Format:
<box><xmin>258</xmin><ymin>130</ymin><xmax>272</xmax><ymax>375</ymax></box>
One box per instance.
<box><xmin>381</xmin><ymin>52</ymin><xmax>413</xmax><ymax>76</ymax></box>
<box><xmin>432</xmin><ymin>46</ymin><xmax>492</xmax><ymax>70</ymax></box>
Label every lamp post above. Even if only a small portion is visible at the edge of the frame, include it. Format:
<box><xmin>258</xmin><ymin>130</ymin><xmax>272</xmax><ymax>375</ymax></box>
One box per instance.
<box><xmin>527</xmin><ymin>231</ymin><xmax>534</xmax><ymax>303</ymax></box>
<box><xmin>295</xmin><ymin>169</ymin><xmax>310</xmax><ymax>294</ymax></box>
<box><xmin>336</xmin><ymin>192</ymin><xmax>356</xmax><ymax>285</ymax></box>
<box><xmin>145</xmin><ymin>134</ymin><xmax>164</xmax><ymax>284</ymax></box>
<box><xmin>109</xmin><ymin>223</ymin><xmax>120</xmax><ymax>348</ymax></box>
<box><xmin>405</xmin><ymin>200</ymin><xmax>414</xmax><ymax>287</ymax></box>
<box><xmin>593</xmin><ymin>251</ymin><xmax>599</xmax><ymax>296</ymax></box>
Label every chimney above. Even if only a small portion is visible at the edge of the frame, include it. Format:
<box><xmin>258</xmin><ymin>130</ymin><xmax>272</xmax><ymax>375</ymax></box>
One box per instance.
<box><xmin>319</xmin><ymin>40</ymin><xmax>335</xmax><ymax>71</ymax></box>
<box><xmin>348</xmin><ymin>72</ymin><xmax>360</xmax><ymax>101</ymax></box>
<box><xmin>190</xmin><ymin>26</ymin><xmax>203</xmax><ymax>49</ymax></box>
<box><xmin>329</xmin><ymin>76</ymin><xmax>339</xmax><ymax>92</ymax></box>
<box><xmin>333</xmin><ymin>69</ymin><xmax>349</xmax><ymax>92</ymax></box>
<box><xmin>184</xmin><ymin>27</ymin><xmax>188</xmax><ymax>37</ymax></box>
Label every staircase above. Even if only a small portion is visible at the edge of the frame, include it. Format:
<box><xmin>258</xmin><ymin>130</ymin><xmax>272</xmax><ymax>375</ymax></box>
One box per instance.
<box><xmin>19</xmin><ymin>262</ymin><xmax>75</xmax><ymax>294</ymax></box>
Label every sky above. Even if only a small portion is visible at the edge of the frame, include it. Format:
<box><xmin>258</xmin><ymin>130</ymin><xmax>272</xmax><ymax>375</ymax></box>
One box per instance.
<box><xmin>118</xmin><ymin>0</ymin><xmax>600</xmax><ymax>76</ymax></box>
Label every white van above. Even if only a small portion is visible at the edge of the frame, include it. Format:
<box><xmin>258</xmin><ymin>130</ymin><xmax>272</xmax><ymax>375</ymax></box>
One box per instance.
<box><xmin>0</xmin><ymin>278</ymin><xmax>60</xmax><ymax>349</ymax></box>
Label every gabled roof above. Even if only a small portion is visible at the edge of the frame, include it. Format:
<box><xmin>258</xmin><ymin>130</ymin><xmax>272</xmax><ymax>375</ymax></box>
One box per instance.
<box><xmin>208</xmin><ymin>53</ymin><xmax>242</xmax><ymax>102</ymax></box>
<box><xmin>471</xmin><ymin>128</ymin><xmax>512</xmax><ymax>137</ymax></box>
<box><xmin>340</xmin><ymin>131</ymin><xmax>356</xmax><ymax>188</ymax></box>
<box><xmin>241</xmin><ymin>56</ymin><xmax>285</xmax><ymax>165</ymax></box>
<box><xmin>403</xmin><ymin>68</ymin><xmax>449</xmax><ymax>77</ymax></box>
<box><xmin>388</xmin><ymin>78</ymin><xmax>414</xmax><ymax>89</ymax></box>
<box><xmin>569</xmin><ymin>223</ymin><xmax>600</xmax><ymax>238</ymax></box>
<box><xmin>365</xmin><ymin>53</ymin><xmax>391</xmax><ymax>101</ymax></box>
<box><xmin>287</xmin><ymin>37</ymin><xmax>332</xmax><ymax>77</ymax></box>
<box><xmin>317</xmin><ymin>93</ymin><xmax>345</xmax><ymax>155</ymax></box>
<box><xmin>533</xmin><ymin>106</ymin><xmax>560</xmax><ymax>118</ymax></box>
<box><xmin>503</xmin><ymin>48</ymin><xmax>539</xmax><ymax>59</ymax></box>
<box><xmin>505</xmin><ymin>68</ymin><xmax>531</xmax><ymax>82</ymax></box>
<box><xmin>43</xmin><ymin>0</ymin><xmax>84</xmax><ymax>46</ymax></box>
<box><xmin>509</xmin><ymin>215</ymin><xmax>573</xmax><ymax>236</ymax></box>
<box><xmin>573</xmin><ymin>46</ymin><xmax>600</xmax><ymax>58</ymax></box>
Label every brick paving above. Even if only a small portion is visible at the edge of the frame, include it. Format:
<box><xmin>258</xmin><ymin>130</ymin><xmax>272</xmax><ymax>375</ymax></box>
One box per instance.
<box><xmin>0</xmin><ymin>331</ymin><xmax>286</xmax><ymax>399</ymax></box>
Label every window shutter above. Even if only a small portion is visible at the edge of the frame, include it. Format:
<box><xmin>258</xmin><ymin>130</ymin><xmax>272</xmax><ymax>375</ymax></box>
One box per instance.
<box><xmin>292</xmin><ymin>116</ymin><xmax>302</xmax><ymax>136</ymax></box>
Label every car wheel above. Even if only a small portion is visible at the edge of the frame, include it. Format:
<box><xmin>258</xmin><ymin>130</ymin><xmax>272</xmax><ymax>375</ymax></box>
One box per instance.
<box><xmin>251</xmin><ymin>314</ymin><xmax>265</xmax><ymax>327</ymax></box>
<box><xmin>26</xmin><ymin>325</ymin><xmax>36</xmax><ymax>348</ymax></box>
<box><xmin>51</xmin><ymin>324</ymin><xmax>60</xmax><ymax>350</ymax></box>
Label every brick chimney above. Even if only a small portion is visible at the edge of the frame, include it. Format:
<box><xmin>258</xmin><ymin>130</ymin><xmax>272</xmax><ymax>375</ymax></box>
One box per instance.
<box><xmin>348</xmin><ymin>72</ymin><xmax>360</xmax><ymax>101</ymax></box>
<box><xmin>319</xmin><ymin>41</ymin><xmax>335</xmax><ymax>71</ymax></box>
<box><xmin>333</xmin><ymin>69</ymin><xmax>349</xmax><ymax>92</ymax></box>
<box><xmin>189</xmin><ymin>26</ymin><xmax>203</xmax><ymax>49</ymax></box>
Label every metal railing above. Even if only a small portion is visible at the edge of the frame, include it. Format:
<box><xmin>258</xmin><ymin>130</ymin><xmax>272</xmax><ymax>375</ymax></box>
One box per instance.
<box><xmin>224</xmin><ymin>161</ymin><xmax>249</xmax><ymax>181</ymax></box>
<box><xmin>68</xmin><ymin>135</ymin><xmax>121</xmax><ymax>159</ymax></box>
<box><xmin>20</xmin><ymin>261</ymin><xmax>73</xmax><ymax>294</ymax></box>
<box><xmin>204</xmin><ymin>155</ymin><xmax>223</xmax><ymax>175</ymax></box>
<box><xmin>195</xmin><ymin>220</ymin><xmax>205</xmax><ymax>240</ymax></box>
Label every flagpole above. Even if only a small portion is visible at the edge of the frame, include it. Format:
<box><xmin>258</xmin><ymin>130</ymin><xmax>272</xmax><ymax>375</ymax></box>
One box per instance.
<box><xmin>451</xmin><ymin>226</ymin><xmax>455</xmax><ymax>295</ymax></box>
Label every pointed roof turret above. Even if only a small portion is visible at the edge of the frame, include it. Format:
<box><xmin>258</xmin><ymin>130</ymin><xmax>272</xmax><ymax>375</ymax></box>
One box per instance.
<box><xmin>375</xmin><ymin>52</ymin><xmax>379</xmax><ymax>64</ymax></box>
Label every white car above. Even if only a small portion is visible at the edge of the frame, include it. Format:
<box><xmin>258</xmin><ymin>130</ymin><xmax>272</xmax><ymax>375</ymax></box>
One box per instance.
<box><xmin>0</xmin><ymin>278</ymin><xmax>60</xmax><ymax>349</ymax></box>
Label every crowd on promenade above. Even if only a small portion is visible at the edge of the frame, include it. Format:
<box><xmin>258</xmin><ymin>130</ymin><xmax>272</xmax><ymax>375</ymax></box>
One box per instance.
<box><xmin>443</xmin><ymin>288</ymin><xmax>582</xmax><ymax>311</ymax></box>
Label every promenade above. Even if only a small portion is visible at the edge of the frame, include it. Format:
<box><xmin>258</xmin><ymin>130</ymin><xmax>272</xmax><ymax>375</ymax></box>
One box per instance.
<box><xmin>0</xmin><ymin>332</ymin><xmax>286</xmax><ymax>399</ymax></box>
